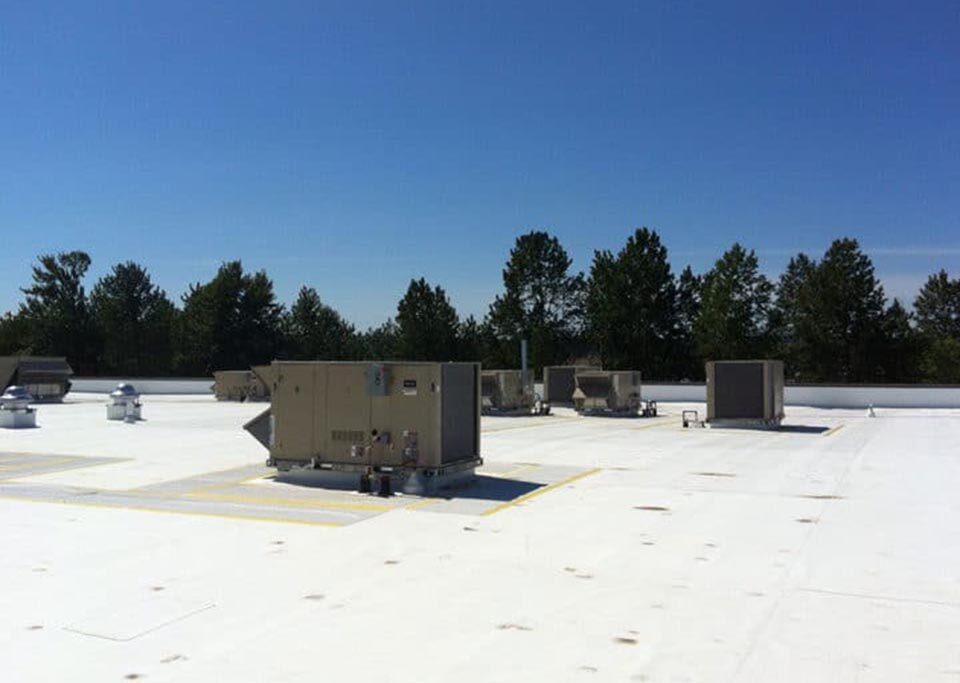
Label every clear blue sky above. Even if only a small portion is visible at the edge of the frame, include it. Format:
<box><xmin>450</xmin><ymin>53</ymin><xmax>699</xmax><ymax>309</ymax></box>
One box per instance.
<box><xmin>2</xmin><ymin>1</ymin><xmax>957</xmax><ymax>328</ymax></box>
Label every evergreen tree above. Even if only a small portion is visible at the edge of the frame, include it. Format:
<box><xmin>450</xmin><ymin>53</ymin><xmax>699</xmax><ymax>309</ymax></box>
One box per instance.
<box><xmin>285</xmin><ymin>287</ymin><xmax>359</xmax><ymax>360</ymax></box>
<box><xmin>487</xmin><ymin>231</ymin><xmax>584</xmax><ymax>373</ymax></box>
<box><xmin>90</xmin><ymin>262</ymin><xmax>177</xmax><ymax>376</ymax></box>
<box><xmin>457</xmin><ymin>315</ymin><xmax>485</xmax><ymax>363</ymax></box>
<box><xmin>796</xmin><ymin>239</ymin><xmax>886</xmax><ymax>382</ymax></box>
<box><xmin>19</xmin><ymin>251</ymin><xmax>97</xmax><ymax>372</ymax></box>
<box><xmin>674</xmin><ymin>265</ymin><xmax>702</xmax><ymax>379</ymax></box>
<box><xmin>178</xmin><ymin>261</ymin><xmax>283</xmax><ymax>374</ymax></box>
<box><xmin>585</xmin><ymin>228</ymin><xmax>677</xmax><ymax>377</ymax></box>
<box><xmin>396</xmin><ymin>278</ymin><xmax>460</xmax><ymax>361</ymax></box>
<box><xmin>360</xmin><ymin>320</ymin><xmax>400</xmax><ymax>359</ymax></box>
<box><xmin>914</xmin><ymin>270</ymin><xmax>960</xmax><ymax>382</ymax></box>
<box><xmin>772</xmin><ymin>253</ymin><xmax>816</xmax><ymax>380</ymax></box>
<box><xmin>914</xmin><ymin>270</ymin><xmax>960</xmax><ymax>338</ymax></box>
<box><xmin>693</xmin><ymin>244</ymin><xmax>773</xmax><ymax>361</ymax></box>
<box><xmin>879</xmin><ymin>299</ymin><xmax>923</xmax><ymax>383</ymax></box>
<box><xmin>0</xmin><ymin>312</ymin><xmax>30</xmax><ymax>355</ymax></box>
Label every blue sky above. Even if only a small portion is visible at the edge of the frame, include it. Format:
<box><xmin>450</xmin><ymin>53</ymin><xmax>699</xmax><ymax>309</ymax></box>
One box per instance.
<box><xmin>1</xmin><ymin>1</ymin><xmax>957</xmax><ymax>328</ymax></box>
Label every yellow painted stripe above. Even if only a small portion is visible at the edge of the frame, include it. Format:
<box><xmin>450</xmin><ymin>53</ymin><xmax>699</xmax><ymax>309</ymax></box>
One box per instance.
<box><xmin>486</xmin><ymin>463</ymin><xmax>542</xmax><ymax>479</ymax></box>
<box><xmin>482</xmin><ymin>417</ymin><xmax>579</xmax><ymax>434</ymax></box>
<box><xmin>0</xmin><ymin>495</ymin><xmax>342</xmax><ymax>527</ymax></box>
<box><xmin>823</xmin><ymin>424</ymin><xmax>845</xmax><ymax>437</ymax></box>
<box><xmin>185</xmin><ymin>490</ymin><xmax>394</xmax><ymax>512</ymax></box>
<box><xmin>402</xmin><ymin>497</ymin><xmax>441</xmax><ymax>511</ymax></box>
<box><xmin>481</xmin><ymin>467</ymin><xmax>603</xmax><ymax>517</ymax></box>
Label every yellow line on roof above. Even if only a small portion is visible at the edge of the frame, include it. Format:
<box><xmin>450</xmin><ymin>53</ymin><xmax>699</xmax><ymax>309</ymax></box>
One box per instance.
<box><xmin>0</xmin><ymin>495</ymin><xmax>343</xmax><ymax>527</ymax></box>
<box><xmin>486</xmin><ymin>463</ymin><xmax>542</xmax><ymax>480</ymax></box>
<box><xmin>823</xmin><ymin>424</ymin><xmax>845</xmax><ymax>437</ymax></box>
<box><xmin>481</xmin><ymin>467</ymin><xmax>603</xmax><ymax>517</ymax></box>
<box><xmin>402</xmin><ymin>497</ymin><xmax>442</xmax><ymax>511</ymax></box>
<box><xmin>185</xmin><ymin>490</ymin><xmax>394</xmax><ymax>512</ymax></box>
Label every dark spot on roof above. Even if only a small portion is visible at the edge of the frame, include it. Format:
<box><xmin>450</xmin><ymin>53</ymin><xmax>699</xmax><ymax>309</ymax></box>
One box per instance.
<box><xmin>614</xmin><ymin>636</ymin><xmax>638</xmax><ymax>645</ymax></box>
<box><xmin>633</xmin><ymin>506</ymin><xmax>669</xmax><ymax>512</ymax></box>
<box><xmin>693</xmin><ymin>471</ymin><xmax>736</xmax><ymax>478</ymax></box>
<box><xmin>796</xmin><ymin>518</ymin><xmax>818</xmax><ymax>524</ymax></box>
<box><xmin>497</xmin><ymin>623</ymin><xmax>533</xmax><ymax>631</ymax></box>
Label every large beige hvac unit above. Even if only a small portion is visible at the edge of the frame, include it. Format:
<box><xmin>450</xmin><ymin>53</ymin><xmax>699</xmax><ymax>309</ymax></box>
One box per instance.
<box><xmin>244</xmin><ymin>361</ymin><xmax>482</xmax><ymax>494</ymax></box>
<box><xmin>706</xmin><ymin>360</ymin><xmax>784</xmax><ymax>428</ymax></box>
<box><xmin>542</xmin><ymin>365</ymin><xmax>601</xmax><ymax>404</ymax></box>
<box><xmin>573</xmin><ymin>370</ymin><xmax>643</xmax><ymax>415</ymax></box>
<box><xmin>0</xmin><ymin>356</ymin><xmax>73</xmax><ymax>402</ymax></box>
<box><xmin>481</xmin><ymin>369</ymin><xmax>548</xmax><ymax>415</ymax></box>
<box><xmin>213</xmin><ymin>367</ymin><xmax>270</xmax><ymax>402</ymax></box>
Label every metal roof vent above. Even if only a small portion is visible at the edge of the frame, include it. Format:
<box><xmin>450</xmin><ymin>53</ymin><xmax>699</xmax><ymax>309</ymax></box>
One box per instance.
<box><xmin>0</xmin><ymin>385</ymin><xmax>37</xmax><ymax>428</ymax></box>
<box><xmin>107</xmin><ymin>383</ymin><xmax>142</xmax><ymax>422</ymax></box>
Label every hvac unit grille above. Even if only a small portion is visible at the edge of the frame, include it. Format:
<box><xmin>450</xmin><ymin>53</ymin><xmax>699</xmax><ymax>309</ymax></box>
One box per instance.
<box><xmin>331</xmin><ymin>430</ymin><xmax>366</xmax><ymax>443</ymax></box>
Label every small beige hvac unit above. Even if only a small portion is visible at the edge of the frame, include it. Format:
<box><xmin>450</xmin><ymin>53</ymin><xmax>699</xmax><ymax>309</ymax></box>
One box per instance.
<box><xmin>542</xmin><ymin>365</ymin><xmax>601</xmax><ymax>404</ymax></box>
<box><xmin>573</xmin><ymin>370</ymin><xmax>644</xmax><ymax>416</ymax></box>
<box><xmin>481</xmin><ymin>369</ymin><xmax>549</xmax><ymax>416</ymax></box>
<box><xmin>244</xmin><ymin>361</ymin><xmax>482</xmax><ymax>495</ymax></box>
<box><xmin>705</xmin><ymin>360</ymin><xmax>784</xmax><ymax>428</ymax></box>
<box><xmin>213</xmin><ymin>367</ymin><xmax>271</xmax><ymax>402</ymax></box>
<box><xmin>0</xmin><ymin>356</ymin><xmax>73</xmax><ymax>402</ymax></box>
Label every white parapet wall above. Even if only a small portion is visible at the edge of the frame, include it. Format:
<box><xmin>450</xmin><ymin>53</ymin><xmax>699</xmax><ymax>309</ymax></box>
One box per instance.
<box><xmin>72</xmin><ymin>378</ymin><xmax>213</xmax><ymax>395</ymax></box>
<box><xmin>642</xmin><ymin>382</ymin><xmax>960</xmax><ymax>409</ymax></box>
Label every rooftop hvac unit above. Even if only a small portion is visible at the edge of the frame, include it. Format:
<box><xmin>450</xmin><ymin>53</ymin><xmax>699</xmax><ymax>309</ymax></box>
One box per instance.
<box><xmin>705</xmin><ymin>360</ymin><xmax>784</xmax><ymax>428</ymax></box>
<box><xmin>542</xmin><ymin>365</ymin><xmax>601</xmax><ymax>404</ymax></box>
<box><xmin>480</xmin><ymin>369</ymin><xmax>548</xmax><ymax>415</ymax></box>
<box><xmin>244</xmin><ymin>361</ymin><xmax>482</xmax><ymax>495</ymax></box>
<box><xmin>213</xmin><ymin>368</ymin><xmax>271</xmax><ymax>402</ymax></box>
<box><xmin>573</xmin><ymin>371</ymin><xmax>643</xmax><ymax>415</ymax></box>
<box><xmin>0</xmin><ymin>385</ymin><xmax>37</xmax><ymax>428</ymax></box>
<box><xmin>0</xmin><ymin>356</ymin><xmax>73</xmax><ymax>402</ymax></box>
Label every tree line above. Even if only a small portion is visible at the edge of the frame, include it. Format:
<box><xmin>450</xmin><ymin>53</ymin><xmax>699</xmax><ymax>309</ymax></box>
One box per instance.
<box><xmin>0</xmin><ymin>229</ymin><xmax>958</xmax><ymax>383</ymax></box>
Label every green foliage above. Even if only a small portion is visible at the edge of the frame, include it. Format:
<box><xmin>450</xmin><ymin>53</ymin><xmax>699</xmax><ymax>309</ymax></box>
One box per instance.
<box><xmin>879</xmin><ymin>299</ymin><xmax>924</xmax><ymax>382</ymax></box>
<box><xmin>771</xmin><ymin>253</ymin><xmax>816</xmax><ymax>379</ymax></box>
<box><xmin>585</xmin><ymin>228</ymin><xmax>677</xmax><ymax>378</ymax></box>
<box><xmin>794</xmin><ymin>239</ymin><xmax>887</xmax><ymax>382</ymax></box>
<box><xmin>19</xmin><ymin>251</ymin><xmax>97</xmax><ymax>371</ymax></box>
<box><xmin>396</xmin><ymin>278</ymin><xmax>461</xmax><ymax>361</ymax></box>
<box><xmin>285</xmin><ymin>287</ymin><xmax>360</xmax><ymax>360</ymax></box>
<box><xmin>90</xmin><ymin>262</ymin><xmax>177</xmax><ymax>376</ymax></box>
<box><xmin>2</xmin><ymin>240</ymin><xmax>957</xmax><ymax>383</ymax></box>
<box><xmin>694</xmin><ymin>244</ymin><xmax>773</xmax><ymax>361</ymax></box>
<box><xmin>674</xmin><ymin>265</ymin><xmax>702</xmax><ymax>379</ymax></box>
<box><xmin>914</xmin><ymin>270</ymin><xmax>960</xmax><ymax>338</ymax></box>
<box><xmin>0</xmin><ymin>312</ymin><xmax>31</xmax><ymax>355</ymax></box>
<box><xmin>920</xmin><ymin>336</ymin><xmax>960</xmax><ymax>383</ymax></box>
<box><xmin>486</xmin><ymin>231</ymin><xmax>584</xmax><ymax>372</ymax></box>
<box><xmin>914</xmin><ymin>270</ymin><xmax>960</xmax><ymax>382</ymax></box>
<box><xmin>360</xmin><ymin>320</ymin><xmax>400</xmax><ymax>360</ymax></box>
<box><xmin>177</xmin><ymin>261</ymin><xmax>284</xmax><ymax>374</ymax></box>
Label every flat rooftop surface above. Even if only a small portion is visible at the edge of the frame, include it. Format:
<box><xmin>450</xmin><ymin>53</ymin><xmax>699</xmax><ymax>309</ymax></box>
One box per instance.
<box><xmin>1</xmin><ymin>395</ymin><xmax>958</xmax><ymax>682</ymax></box>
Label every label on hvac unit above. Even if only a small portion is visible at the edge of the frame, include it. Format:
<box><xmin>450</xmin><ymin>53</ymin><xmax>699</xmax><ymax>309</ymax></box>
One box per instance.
<box><xmin>402</xmin><ymin>379</ymin><xmax>417</xmax><ymax>396</ymax></box>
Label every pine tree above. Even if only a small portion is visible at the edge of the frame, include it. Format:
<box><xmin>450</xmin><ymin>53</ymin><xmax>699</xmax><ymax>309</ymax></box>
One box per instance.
<box><xmin>585</xmin><ymin>228</ymin><xmax>677</xmax><ymax>377</ymax></box>
<box><xmin>487</xmin><ymin>231</ymin><xmax>584</xmax><ymax>373</ymax></box>
<box><xmin>693</xmin><ymin>244</ymin><xmax>773</xmax><ymax>361</ymax></box>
